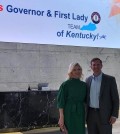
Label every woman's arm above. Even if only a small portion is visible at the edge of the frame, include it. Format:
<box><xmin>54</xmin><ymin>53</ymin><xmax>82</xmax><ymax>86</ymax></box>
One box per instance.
<box><xmin>58</xmin><ymin>108</ymin><xmax>64</xmax><ymax>131</ymax></box>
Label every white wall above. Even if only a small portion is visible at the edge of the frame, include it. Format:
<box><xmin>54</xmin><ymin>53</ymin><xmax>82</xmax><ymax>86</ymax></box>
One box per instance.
<box><xmin>0</xmin><ymin>42</ymin><xmax>120</xmax><ymax>94</ymax></box>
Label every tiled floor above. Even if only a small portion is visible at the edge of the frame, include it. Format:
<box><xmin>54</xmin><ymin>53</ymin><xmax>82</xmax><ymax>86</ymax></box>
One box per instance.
<box><xmin>1</xmin><ymin>116</ymin><xmax>120</xmax><ymax>134</ymax></box>
<box><xmin>0</xmin><ymin>127</ymin><xmax>60</xmax><ymax>134</ymax></box>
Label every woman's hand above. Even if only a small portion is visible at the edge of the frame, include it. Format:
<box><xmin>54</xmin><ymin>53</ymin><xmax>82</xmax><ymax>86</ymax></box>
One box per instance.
<box><xmin>58</xmin><ymin>116</ymin><xmax>65</xmax><ymax>132</ymax></box>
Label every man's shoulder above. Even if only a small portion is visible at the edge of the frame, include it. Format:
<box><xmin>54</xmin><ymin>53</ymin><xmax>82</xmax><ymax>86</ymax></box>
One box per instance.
<box><xmin>86</xmin><ymin>75</ymin><xmax>93</xmax><ymax>81</ymax></box>
<box><xmin>86</xmin><ymin>73</ymin><xmax>115</xmax><ymax>81</ymax></box>
<box><xmin>102</xmin><ymin>73</ymin><xmax>115</xmax><ymax>80</ymax></box>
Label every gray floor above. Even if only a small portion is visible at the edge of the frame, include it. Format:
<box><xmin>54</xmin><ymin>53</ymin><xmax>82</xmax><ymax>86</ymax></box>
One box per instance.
<box><xmin>22</xmin><ymin>118</ymin><xmax>120</xmax><ymax>134</ymax></box>
<box><xmin>1</xmin><ymin>116</ymin><xmax>120</xmax><ymax>134</ymax></box>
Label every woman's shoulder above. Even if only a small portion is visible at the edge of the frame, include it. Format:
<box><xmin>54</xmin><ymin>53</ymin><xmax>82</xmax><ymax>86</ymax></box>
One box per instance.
<box><xmin>80</xmin><ymin>80</ymin><xmax>87</xmax><ymax>86</ymax></box>
<box><xmin>61</xmin><ymin>79</ymin><xmax>71</xmax><ymax>85</ymax></box>
<box><xmin>59</xmin><ymin>79</ymin><xmax>71</xmax><ymax>91</ymax></box>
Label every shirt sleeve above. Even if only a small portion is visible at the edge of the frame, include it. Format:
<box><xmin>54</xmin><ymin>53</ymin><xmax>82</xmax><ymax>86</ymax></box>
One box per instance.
<box><xmin>57</xmin><ymin>83</ymin><xmax>66</xmax><ymax>109</ymax></box>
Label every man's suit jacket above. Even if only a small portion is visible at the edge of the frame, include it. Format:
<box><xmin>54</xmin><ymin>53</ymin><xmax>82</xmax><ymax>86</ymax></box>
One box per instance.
<box><xmin>86</xmin><ymin>73</ymin><xmax>119</xmax><ymax>124</ymax></box>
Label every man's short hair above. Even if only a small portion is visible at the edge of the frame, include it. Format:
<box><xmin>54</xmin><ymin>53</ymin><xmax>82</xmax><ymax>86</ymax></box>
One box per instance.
<box><xmin>91</xmin><ymin>58</ymin><xmax>102</xmax><ymax>65</ymax></box>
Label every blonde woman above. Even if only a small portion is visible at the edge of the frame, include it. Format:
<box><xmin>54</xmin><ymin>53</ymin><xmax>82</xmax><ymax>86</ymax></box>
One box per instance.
<box><xmin>57</xmin><ymin>63</ymin><xmax>86</xmax><ymax>134</ymax></box>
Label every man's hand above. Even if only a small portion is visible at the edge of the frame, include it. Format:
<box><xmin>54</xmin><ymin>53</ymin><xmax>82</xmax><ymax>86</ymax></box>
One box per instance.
<box><xmin>109</xmin><ymin>116</ymin><xmax>117</xmax><ymax>125</ymax></box>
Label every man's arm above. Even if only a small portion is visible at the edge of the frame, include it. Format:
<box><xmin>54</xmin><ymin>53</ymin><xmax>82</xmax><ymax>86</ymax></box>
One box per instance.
<box><xmin>110</xmin><ymin>77</ymin><xmax>119</xmax><ymax>118</ymax></box>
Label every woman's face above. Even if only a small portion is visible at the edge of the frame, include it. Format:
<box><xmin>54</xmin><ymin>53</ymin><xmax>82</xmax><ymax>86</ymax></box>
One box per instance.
<box><xmin>71</xmin><ymin>65</ymin><xmax>82</xmax><ymax>79</ymax></box>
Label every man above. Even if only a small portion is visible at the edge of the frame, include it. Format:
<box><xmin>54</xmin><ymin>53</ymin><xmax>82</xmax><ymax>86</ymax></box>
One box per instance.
<box><xmin>86</xmin><ymin>58</ymin><xmax>119</xmax><ymax>134</ymax></box>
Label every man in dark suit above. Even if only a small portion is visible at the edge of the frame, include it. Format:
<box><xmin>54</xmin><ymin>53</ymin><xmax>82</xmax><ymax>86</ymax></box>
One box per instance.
<box><xmin>86</xmin><ymin>57</ymin><xmax>119</xmax><ymax>134</ymax></box>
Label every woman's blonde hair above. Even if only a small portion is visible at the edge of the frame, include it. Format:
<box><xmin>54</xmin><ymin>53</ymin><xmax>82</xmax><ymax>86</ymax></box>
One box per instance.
<box><xmin>67</xmin><ymin>62</ymin><xmax>83</xmax><ymax>79</ymax></box>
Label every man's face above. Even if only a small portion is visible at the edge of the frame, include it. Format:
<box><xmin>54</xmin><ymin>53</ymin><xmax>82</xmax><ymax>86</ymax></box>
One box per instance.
<box><xmin>91</xmin><ymin>60</ymin><xmax>102</xmax><ymax>75</ymax></box>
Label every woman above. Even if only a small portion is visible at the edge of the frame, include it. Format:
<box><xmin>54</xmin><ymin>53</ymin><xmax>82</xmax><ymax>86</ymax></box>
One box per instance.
<box><xmin>57</xmin><ymin>63</ymin><xmax>86</xmax><ymax>134</ymax></box>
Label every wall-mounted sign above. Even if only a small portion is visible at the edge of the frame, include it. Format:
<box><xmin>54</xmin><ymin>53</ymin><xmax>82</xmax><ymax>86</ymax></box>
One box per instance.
<box><xmin>0</xmin><ymin>0</ymin><xmax>120</xmax><ymax>48</ymax></box>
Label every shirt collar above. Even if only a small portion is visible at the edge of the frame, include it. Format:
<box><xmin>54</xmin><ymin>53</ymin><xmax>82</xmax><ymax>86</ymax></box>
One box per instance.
<box><xmin>92</xmin><ymin>72</ymin><xmax>102</xmax><ymax>80</ymax></box>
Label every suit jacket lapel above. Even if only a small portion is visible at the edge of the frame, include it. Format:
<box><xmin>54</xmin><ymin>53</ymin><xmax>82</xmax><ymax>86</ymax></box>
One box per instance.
<box><xmin>87</xmin><ymin>76</ymin><xmax>92</xmax><ymax>103</ymax></box>
<box><xmin>88</xmin><ymin>76</ymin><xmax>92</xmax><ymax>93</ymax></box>
<box><xmin>100</xmin><ymin>73</ymin><xmax>106</xmax><ymax>98</ymax></box>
